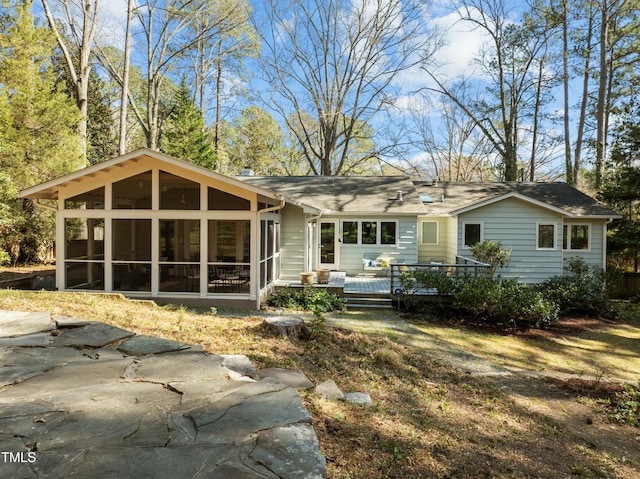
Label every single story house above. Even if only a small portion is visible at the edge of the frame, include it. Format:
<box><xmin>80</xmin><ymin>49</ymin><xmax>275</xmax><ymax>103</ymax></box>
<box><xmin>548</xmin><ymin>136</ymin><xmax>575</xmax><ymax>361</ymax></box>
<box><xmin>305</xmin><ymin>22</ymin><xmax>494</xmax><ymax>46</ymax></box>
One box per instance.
<box><xmin>18</xmin><ymin>149</ymin><xmax>619</xmax><ymax>308</ymax></box>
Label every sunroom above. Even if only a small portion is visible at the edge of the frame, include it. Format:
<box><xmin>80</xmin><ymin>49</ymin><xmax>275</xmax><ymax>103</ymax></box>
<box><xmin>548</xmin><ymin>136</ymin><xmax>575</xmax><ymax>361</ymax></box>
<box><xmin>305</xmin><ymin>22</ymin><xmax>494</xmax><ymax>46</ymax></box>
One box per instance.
<box><xmin>19</xmin><ymin>149</ymin><xmax>283</xmax><ymax>309</ymax></box>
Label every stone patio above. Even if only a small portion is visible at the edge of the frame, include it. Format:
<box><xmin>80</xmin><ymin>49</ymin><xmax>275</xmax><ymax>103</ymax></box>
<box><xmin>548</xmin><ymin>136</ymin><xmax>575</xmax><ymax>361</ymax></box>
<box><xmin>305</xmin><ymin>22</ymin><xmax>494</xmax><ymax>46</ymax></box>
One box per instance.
<box><xmin>0</xmin><ymin>310</ymin><xmax>325</xmax><ymax>479</ymax></box>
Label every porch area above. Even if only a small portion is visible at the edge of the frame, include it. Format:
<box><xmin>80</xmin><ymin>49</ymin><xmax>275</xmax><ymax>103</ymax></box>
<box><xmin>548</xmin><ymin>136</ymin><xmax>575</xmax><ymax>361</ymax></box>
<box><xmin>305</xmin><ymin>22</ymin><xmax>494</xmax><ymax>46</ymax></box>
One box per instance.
<box><xmin>273</xmin><ymin>256</ymin><xmax>490</xmax><ymax>309</ymax></box>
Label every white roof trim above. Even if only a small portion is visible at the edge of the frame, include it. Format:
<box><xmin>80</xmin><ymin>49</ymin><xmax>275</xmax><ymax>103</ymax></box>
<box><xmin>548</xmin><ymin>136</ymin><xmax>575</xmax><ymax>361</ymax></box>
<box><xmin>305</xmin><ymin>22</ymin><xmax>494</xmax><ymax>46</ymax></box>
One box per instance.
<box><xmin>18</xmin><ymin>148</ymin><xmax>282</xmax><ymax>201</ymax></box>
<box><xmin>450</xmin><ymin>191</ymin><xmax>574</xmax><ymax>217</ymax></box>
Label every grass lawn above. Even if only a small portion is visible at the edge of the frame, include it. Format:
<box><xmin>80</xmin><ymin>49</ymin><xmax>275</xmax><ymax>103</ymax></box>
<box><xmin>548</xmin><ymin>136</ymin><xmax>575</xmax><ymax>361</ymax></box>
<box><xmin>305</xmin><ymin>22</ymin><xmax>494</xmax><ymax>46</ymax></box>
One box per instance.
<box><xmin>408</xmin><ymin>314</ymin><xmax>640</xmax><ymax>382</ymax></box>
<box><xmin>0</xmin><ymin>288</ymin><xmax>639</xmax><ymax>478</ymax></box>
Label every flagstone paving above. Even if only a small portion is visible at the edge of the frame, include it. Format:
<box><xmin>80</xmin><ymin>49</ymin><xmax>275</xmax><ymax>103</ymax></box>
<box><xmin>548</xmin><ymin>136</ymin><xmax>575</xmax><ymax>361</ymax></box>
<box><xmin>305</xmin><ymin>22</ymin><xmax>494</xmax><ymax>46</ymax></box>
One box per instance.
<box><xmin>0</xmin><ymin>310</ymin><xmax>326</xmax><ymax>479</ymax></box>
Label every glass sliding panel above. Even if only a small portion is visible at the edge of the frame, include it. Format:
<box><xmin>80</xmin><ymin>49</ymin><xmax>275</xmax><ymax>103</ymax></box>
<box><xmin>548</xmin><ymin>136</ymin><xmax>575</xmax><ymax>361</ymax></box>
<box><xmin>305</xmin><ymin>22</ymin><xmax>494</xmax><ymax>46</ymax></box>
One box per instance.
<box><xmin>208</xmin><ymin>187</ymin><xmax>250</xmax><ymax>210</ymax></box>
<box><xmin>64</xmin><ymin>218</ymin><xmax>104</xmax><ymax>290</ymax></box>
<box><xmin>113</xmin><ymin>171</ymin><xmax>152</xmax><ymax>209</ymax></box>
<box><xmin>159</xmin><ymin>219</ymin><xmax>201</xmax><ymax>292</ymax></box>
<box><xmin>207</xmin><ymin>220</ymin><xmax>251</xmax><ymax>294</ymax></box>
<box><xmin>159</xmin><ymin>171</ymin><xmax>200</xmax><ymax>210</ymax></box>
<box><xmin>319</xmin><ymin>222</ymin><xmax>336</xmax><ymax>265</ymax></box>
<box><xmin>65</xmin><ymin>187</ymin><xmax>104</xmax><ymax>209</ymax></box>
<box><xmin>112</xmin><ymin>219</ymin><xmax>151</xmax><ymax>292</ymax></box>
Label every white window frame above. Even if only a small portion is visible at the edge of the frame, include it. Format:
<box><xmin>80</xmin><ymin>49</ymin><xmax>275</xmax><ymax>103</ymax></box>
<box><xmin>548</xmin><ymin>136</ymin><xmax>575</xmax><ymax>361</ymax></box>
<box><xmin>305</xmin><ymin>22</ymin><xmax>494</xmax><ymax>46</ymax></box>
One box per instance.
<box><xmin>340</xmin><ymin>219</ymin><xmax>399</xmax><ymax>246</ymax></box>
<box><xmin>536</xmin><ymin>223</ymin><xmax>556</xmax><ymax>250</ymax></box>
<box><xmin>462</xmin><ymin>221</ymin><xmax>483</xmax><ymax>248</ymax></box>
<box><xmin>563</xmin><ymin>223</ymin><xmax>591</xmax><ymax>251</ymax></box>
<box><xmin>421</xmin><ymin>221</ymin><xmax>439</xmax><ymax>245</ymax></box>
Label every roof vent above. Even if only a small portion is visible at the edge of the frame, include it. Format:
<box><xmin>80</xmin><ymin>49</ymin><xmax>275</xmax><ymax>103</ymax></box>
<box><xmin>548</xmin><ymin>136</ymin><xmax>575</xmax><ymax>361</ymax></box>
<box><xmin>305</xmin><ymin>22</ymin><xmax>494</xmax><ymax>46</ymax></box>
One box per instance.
<box><xmin>396</xmin><ymin>190</ymin><xmax>404</xmax><ymax>202</ymax></box>
<box><xmin>239</xmin><ymin>166</ymin><xmax>255</xmax><ymax>176</ymax></box>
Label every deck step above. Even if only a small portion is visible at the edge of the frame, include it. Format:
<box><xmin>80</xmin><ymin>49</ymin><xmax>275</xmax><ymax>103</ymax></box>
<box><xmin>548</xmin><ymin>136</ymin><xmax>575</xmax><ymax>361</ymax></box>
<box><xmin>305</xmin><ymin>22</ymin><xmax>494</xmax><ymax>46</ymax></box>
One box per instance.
<box><xmin>345</xmin><ymin>296</ymin><xmax>394</xmax><ymax>309</ymax></box>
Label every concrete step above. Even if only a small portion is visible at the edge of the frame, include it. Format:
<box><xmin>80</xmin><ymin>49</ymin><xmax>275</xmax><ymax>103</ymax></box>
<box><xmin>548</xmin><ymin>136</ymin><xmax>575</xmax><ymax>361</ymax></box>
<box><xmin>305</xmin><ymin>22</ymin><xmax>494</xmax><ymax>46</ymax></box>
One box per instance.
<box><xmin>345</xmin><ymin>296</ymin><xmax>394</xmax><ymax>309</ymax></box>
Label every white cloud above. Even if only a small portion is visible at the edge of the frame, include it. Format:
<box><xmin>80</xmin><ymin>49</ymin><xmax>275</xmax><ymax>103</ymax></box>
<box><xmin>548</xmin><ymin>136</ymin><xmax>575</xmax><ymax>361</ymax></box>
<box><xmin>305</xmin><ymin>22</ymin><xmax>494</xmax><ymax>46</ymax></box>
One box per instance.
<box><xmin>96</xmin><ymin>0</ymin><xmax>133</xmax><ymax>48</ymax></box>
<box><xmin>428</xmin><ymin>8</ymin><xmax>490</xmax><ymax>81</ymax></box>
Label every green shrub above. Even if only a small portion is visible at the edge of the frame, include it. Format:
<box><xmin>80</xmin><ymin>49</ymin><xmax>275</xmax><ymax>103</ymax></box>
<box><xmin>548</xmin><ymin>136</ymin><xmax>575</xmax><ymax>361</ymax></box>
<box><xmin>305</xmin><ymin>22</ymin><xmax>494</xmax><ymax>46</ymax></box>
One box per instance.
<box><xmin>470</xmin><ymin>240</ymin><xmax>512</xmax><ymax>278</ymax></box>
<box><xmin>399</xmin><ymin>268</ymin><xmax>461</xmax><ymax>296</ymax></box>
<box><xmin>267</xmin><ymin>286</ymin><xmax>345</xmax><ymax>313</ymax></box>
<box><xmin>0</xmin><ymin>249</ymin><xmax>10</xmax><ymax>266</ymax></box>
<box><xmin>400</xmin><ymin>272</ymin><xmax>558</xmax><ymax>329</ymax></box>
<box><xmin>536</xmin><ymin>257</ymin><xmax>609</xmax><ymax>316</ymax></box>
<box><xmin>452</xmin><ymin>278</ymin><xmax>558</xmax><ymax>328</ymax></box>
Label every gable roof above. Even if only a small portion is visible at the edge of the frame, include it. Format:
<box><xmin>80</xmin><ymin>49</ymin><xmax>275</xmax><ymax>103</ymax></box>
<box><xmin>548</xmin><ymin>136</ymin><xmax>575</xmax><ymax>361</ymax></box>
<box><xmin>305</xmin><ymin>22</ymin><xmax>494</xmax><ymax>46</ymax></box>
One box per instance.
<box><xmin>238</xmin><ymin>175</ymin><xmax>426</xmax><ymax>215</ymax></box>
<box><xmin>18</xmin><ymin>148</ymin><xmax>281</xmax><ymax>202</ymax></box>
<box><xmin>413</xmin><ymin>181</ymin><xmax>620</xmax><ymax>218</ymax></box>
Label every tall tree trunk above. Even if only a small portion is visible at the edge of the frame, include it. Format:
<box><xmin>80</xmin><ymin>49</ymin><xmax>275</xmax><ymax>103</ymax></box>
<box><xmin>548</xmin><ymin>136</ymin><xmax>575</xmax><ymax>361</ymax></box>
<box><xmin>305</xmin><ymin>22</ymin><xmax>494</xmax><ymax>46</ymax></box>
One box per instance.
<box><xmin>41</xmin><ymin>0</ymin><xmax>100</xmax><ymax>166</ymax></box>
<box><xmin>119</xmin><ymin>0</ymin><xmax>133</xmax><ymax>155</ymax></box>
<box><xmin>574</xmin><ymin>9</ymin><xmax>594</xmax><ymax>187</ymax></box>
<box><xmin>214</xmin><ymin>40</ymin><xmax>223</xmax><ymax>168</ymax></box>
<box><xmin>595</xmin><ymin>0</ymin><xmax>609</xmax><ymax>189</ymax></box>
<box><xmin>562</xmin><ymin>0</ymin><xmax>573</xmax><ymax>185</ymax></box>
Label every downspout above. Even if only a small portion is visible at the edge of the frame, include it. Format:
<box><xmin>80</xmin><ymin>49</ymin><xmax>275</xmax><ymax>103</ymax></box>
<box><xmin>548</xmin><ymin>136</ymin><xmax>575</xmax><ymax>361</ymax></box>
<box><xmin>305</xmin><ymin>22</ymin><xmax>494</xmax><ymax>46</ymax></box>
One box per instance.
<box><xmin>255</xmin><ymin>198</ymin><xmax>285</xmax><ymax>309</ymax></box>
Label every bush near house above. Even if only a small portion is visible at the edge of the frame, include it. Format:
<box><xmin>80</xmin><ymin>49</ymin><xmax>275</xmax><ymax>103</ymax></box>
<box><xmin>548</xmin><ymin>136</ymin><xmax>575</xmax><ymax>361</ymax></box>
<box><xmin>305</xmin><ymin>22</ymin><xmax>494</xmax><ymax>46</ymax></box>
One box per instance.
<box><xmin>453</xmin><ymin>277</ymin><xmax>558</xmax><ymax>328</ymax></box>
<box><xmin>399</xmin><ymin>271</ymin><xmax>558</xmax><ymax>329</ymax></box>
<box><xmin>535</xmin><ymin>257</ymin><xmax>610</xmax><ymax>316</ymax></box>
<box><xmin>266</xmin><ymin>286</ymin><xmax>346</xmax><ymax>313</ymax></box>
<box><xmin>400</xmin><ymin>253</ymin><xmax>613</xmax><ymax>329</ymax></box>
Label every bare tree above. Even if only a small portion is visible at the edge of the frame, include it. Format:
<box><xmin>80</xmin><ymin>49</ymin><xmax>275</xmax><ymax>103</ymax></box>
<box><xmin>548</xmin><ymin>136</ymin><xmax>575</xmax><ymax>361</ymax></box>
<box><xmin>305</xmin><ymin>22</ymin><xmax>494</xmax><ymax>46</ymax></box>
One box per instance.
<box><xmin>41</xmin><ymin>0</ymin><xmax>100</xmax><ymax>164</ymax></box>
<box><xmin>423</xmin><ymin>0</ymin><xmax>556</xmax><ymax>182</ymax></box>
<box><xmin>118</xmin><ymin>0</ymin><xmax>133</xmax><ymax>155</ymax></box>
<box><xmin>259</xmin><ymin>0</ymin><xmax>439</xmax><ymax>176</ymax></box>
<box><xmin>403</xmin><ymin>86</ymin><xmax>495</xmax><ymax>181</ymax></box>
<box><xmin>97</xmin><ymin>0</ymin><xmax>231</xmax><ymax>151</ymax></box>
<box><xmin>183</xmin><ymin>0</ymin><xmax>259</xmax><ymax>159</ymax></box>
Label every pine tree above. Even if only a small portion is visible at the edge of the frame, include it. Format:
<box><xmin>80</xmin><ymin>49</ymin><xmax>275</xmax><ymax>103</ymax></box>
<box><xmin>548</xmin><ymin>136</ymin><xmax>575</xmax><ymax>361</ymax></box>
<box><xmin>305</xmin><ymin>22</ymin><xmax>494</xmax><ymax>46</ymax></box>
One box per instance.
<box><xmin>160</xmin><ymin>81</ymin><xmax>216</xmax><ymax>170</ymax></box>
<box><xmin>598</xmin><ymin>103</ymin><xmax>640</xmax><ymax>272</ymax></box>
<box><xmin>0</xmin><ymin>1</ymin><xmax>82</xmax><ymax>263</ymax></box>
<box><xmin>0</xmin><ymin>0</ymin><xmax>83</xmax><ymax>188</ymax></box>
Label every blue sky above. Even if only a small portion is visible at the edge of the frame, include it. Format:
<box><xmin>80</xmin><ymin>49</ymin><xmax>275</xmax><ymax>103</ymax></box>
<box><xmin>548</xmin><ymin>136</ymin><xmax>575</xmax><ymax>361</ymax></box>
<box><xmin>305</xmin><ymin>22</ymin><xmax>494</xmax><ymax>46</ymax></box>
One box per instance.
<box><xmin>32</xmin><ymin>0</ymin><xmax>568</xmax><ymax>178</ymax></box>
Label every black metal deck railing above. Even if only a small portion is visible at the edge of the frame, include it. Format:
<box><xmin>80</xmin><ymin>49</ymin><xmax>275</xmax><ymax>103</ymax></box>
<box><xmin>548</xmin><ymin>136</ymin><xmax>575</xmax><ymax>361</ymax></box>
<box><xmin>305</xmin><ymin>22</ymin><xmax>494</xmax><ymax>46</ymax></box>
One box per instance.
<box><xmin>389</xmin><ymin>256</ymin><xmax>491</xmax><ymax>295</ymax></box>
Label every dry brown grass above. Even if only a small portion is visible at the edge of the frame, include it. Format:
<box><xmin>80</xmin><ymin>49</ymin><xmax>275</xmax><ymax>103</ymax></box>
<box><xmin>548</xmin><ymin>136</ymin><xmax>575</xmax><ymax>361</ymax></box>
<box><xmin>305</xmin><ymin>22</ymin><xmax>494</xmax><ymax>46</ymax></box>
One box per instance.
<box><xmin>1</xmin><ymin>289</ymin><xmax>639</xmax><ymax>478</ymax></box>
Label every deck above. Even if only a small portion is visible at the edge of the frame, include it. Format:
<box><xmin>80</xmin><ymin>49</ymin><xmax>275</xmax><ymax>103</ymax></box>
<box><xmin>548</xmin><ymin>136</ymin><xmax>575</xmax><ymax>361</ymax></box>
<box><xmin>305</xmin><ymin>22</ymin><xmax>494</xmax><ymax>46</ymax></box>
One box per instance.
<box><xmin>275</xmin><ymin>272</ymin><xmax>391</xmax><ymax>297</ymax></box>
<box><xmin>274</xmin><ymin>257</ymin><xmax>491</xmax><ymax>309</ymax></box>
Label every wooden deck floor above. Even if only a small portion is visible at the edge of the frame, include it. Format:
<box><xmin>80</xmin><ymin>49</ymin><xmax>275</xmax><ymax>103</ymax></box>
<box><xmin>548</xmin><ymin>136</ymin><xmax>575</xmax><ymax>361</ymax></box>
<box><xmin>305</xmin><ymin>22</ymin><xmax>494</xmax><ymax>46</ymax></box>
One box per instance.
<box><xmin>275</xmin><ymin>272</ymin><xmax>391</xmax><ymax>296</ymax></box>
<box><xmin>344</xmin><ymin>276</ymin><xmax>390</xmax><ymax>295</ymax></box>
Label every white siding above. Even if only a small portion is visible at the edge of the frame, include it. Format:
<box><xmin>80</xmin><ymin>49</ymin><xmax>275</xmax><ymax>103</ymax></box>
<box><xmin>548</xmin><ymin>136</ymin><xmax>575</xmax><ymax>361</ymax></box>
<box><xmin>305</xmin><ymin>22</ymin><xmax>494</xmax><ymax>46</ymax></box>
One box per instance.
<box><xmin>562</xmin><ymin>219</ymin><xmax>607</xmax><ymax>270</ymax></box>
<box><xmin>458</xmin><ymin>197</ymin><xmax>564</xmax><ymax>284</ymax></box>
<box><xmin>333</xmin><ymin>215</ymin><xmax>418</xmax><ymax>275</ymax></box>
<box><xmin>279</xmin><ymin>204</ymin><xmax>307</xmax><ymax>280</ymax></box>
<box><xmin>418</xmin><ymin>216</ymin><xmax>457</xmax><ymax>264</ymax></box>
